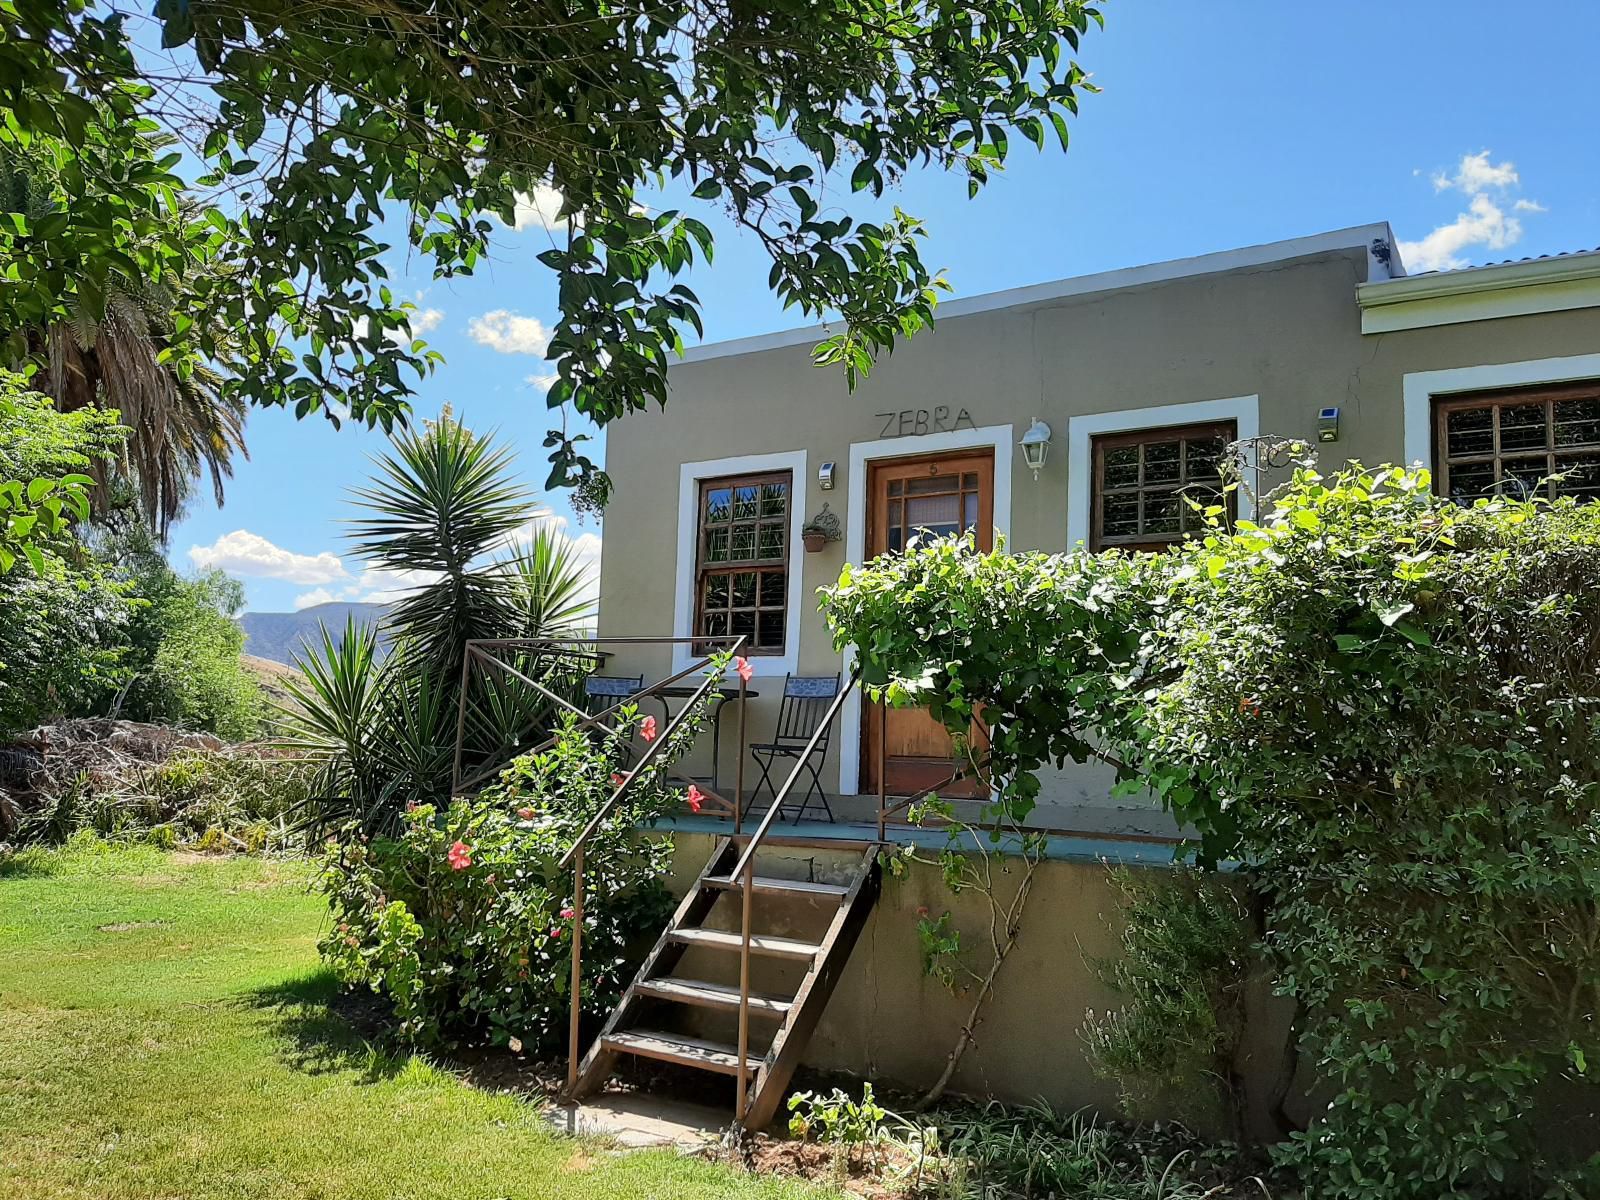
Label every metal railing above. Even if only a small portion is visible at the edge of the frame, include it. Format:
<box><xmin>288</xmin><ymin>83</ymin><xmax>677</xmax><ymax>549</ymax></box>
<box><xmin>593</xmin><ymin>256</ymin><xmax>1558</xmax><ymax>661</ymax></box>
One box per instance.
<box><xmin>721</xmin><ymin>664</ymin><xmax>860</xmax><ymax>1120</ymax></box>
<box><xmin>450</xmin><ymin>634</ymin><xmax>752</xmax><ymax>1095</ymax></box>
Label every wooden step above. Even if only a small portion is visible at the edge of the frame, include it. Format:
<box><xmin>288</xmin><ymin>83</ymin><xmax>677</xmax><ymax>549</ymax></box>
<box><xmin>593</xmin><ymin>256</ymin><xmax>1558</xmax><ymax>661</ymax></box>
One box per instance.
<box><xmin>601</xmin><ymin>1029</ymin><xmax>762</xmax><ymax>1076</ymax></box>
<box><xmin>669</xmin><ymin>927</ymin><xmax>823</xmax><ymax>961</ymax></box>
<box><xmin>732</xmin><ymin>832</ymin><xmax>879</xmax><ymax>851</ymax></box>
<box><xmin>635</xmin><ymin>976</ymin><xmax>793</xmax><ymax>1016</ymax></box>
<box><xmin>703</xmin><ymin>874</ymin><xmax>848</xmax><ymax>898</ymax></box>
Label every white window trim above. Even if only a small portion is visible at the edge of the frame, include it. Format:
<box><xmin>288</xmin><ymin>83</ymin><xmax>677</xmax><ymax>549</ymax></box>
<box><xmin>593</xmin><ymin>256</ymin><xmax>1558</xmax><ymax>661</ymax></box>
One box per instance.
<box><xmin>1402</xmin><ymin>354</ymin><xmax>1600</xmax><ymax>471</ymax></box>
<box><xmin>1066</xmin><ymin>396</ymin><xmax>1260</xmax><ymax>549</ymax></box>
<box><xmin>837</xmin><ymin>424</ymin><xmax>1014</xmax><ymax>796</ymax></box>
<box><xmin>672</xmin><ymin>449</ymin><xmax>808</xmax><ymax>678</ymax></box>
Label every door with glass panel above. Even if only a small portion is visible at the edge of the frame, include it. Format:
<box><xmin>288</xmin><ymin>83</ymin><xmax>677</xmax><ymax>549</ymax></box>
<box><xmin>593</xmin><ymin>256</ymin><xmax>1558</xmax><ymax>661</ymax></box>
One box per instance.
<box><xmin>864</xmin><ymin>450</ymin><xmax>993</xmax><ymax>796</ymax></box>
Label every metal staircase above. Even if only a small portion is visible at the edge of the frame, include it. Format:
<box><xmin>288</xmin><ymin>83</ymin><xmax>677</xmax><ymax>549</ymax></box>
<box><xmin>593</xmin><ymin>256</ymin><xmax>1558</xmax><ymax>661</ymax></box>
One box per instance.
<box><xmin>568</xmin><ymin>834</ymin><xmax>881</xmax><ymax>1130</ymax></box>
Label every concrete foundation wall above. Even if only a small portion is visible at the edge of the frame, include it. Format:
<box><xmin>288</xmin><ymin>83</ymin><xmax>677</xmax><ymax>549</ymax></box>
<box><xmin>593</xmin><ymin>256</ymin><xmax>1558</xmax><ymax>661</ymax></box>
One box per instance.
<box><xmin>656</xmin><ymin>832</ymin><xmax>1291</xmax><ymax>1138</ymax></box>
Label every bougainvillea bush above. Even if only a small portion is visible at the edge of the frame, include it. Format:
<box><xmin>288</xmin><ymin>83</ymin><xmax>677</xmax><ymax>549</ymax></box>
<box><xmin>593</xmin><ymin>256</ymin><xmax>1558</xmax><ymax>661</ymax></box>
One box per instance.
<box><xmin>319</xmin><ymin>688</ymin><xmax>718</xmax><ymax>1051</ymax></box>
<box><xmin>822</xmin><ymin>463</ymin><xmax>1600</xmax><ymax>1200</ymax></box>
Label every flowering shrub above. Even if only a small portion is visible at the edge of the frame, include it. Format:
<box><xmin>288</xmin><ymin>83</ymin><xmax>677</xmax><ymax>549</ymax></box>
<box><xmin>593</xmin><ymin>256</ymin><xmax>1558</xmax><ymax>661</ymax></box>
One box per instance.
<box><xmin>823</xmin><ymin>463</ymin><xmax>1600</xmax><ymax>1198</ymax></box>
<box><xmin>319</xmin><ymin>686</ymin><xmax>719</xmax><ymax>1051</ymax></box>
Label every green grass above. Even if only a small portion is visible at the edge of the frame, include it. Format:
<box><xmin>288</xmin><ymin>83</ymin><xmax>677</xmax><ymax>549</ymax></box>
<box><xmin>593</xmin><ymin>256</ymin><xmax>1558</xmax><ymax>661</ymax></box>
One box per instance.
<box><xmin>0</xmin><ymin>837</ymin><xmax>832</xmax><ymax>1200</ymax></box>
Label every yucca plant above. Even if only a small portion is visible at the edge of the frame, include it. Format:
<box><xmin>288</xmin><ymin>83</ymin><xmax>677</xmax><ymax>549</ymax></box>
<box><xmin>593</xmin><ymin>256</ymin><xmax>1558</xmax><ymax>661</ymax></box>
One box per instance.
<box><xmin>281</xmin><ymin>414</ymin><xmax>601</xmax><ymax>836</ymax></box>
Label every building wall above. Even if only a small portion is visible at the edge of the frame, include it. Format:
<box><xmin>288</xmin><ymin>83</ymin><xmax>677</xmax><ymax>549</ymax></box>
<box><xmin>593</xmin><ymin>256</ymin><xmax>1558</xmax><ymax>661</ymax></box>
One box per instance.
<box><xmin>656</xmin><ymin>832</ymin><xmax>1293</xmax><ymax>1139</ymax></box>
<box><xmin>598</xmin><ymin>239</ymin><xmax>1600</xmax><ymax>816</ymax></box>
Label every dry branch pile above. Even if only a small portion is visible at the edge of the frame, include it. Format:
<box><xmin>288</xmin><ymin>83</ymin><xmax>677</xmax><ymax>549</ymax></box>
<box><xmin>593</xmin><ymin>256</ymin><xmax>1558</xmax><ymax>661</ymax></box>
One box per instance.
<box><xmin>0</xmin><ymin>718</ymin><xmax>310</xmax><ymax>847</ymax></box>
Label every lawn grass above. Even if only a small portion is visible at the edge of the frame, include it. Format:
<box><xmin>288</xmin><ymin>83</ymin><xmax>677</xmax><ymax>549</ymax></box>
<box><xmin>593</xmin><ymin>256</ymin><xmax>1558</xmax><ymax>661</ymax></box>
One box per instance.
<box><xmin>0</xmin><ymin>837</ymin><xmax>833</xmax><ymax>1200</ymax></box>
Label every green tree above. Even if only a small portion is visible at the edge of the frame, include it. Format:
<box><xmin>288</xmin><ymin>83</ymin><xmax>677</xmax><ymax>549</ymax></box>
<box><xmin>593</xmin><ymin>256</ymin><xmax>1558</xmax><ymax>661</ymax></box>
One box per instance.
<box><xmin>2</xmin><ymin>0</ymin><xmax>1104</xmax><ymax>492</ymax></box>
<box><xmin>0</xmin><ymin>129</ymin><xmax>249</xmax><ymax>540</ymax></box>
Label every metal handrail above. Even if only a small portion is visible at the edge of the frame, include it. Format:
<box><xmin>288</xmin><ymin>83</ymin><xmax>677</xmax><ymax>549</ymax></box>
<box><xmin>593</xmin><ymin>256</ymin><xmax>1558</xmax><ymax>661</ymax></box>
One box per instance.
<box><xmin>723</xmin><ymin>664</ymin><xmax>860</xmax><ymax>1119</ymax></box>
<box><xmin>466</xmin><ymin>633</ymin><xmax>750</xmax><ymax>1094</ymax></box>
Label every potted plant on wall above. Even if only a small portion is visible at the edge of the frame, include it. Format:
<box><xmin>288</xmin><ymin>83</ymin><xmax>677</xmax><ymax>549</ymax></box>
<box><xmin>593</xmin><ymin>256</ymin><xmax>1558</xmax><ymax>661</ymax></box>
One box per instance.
<box><xmin>801</xmin><ymin>504</ymin><xmax>842</xmax><ymax>553</ymax></box>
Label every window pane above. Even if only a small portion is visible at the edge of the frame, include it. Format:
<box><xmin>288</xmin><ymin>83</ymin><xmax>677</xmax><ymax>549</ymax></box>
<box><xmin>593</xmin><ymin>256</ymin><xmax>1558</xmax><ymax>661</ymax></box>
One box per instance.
<box><xmin>907</xmin><ymin>494</ymin><xmax>960</xmax><ymax>527</ymax></box>
<box><xmin>733</xmin><ymin>486</ymin><xmax>761</xmax><ymax>520</ymax></box>
<box><xmin>888</xmin><ymin>479</ymin><xmax>903</xmax><ymax>497</ymax></box>
<box><xmin>906</xmin><ymin>475</ymin><xmax>954</xmax><ymax>495</ymax></box>
<box><xmin>758</xmin><ymin>610</ymin><xmax>785</xmax><ymax>650</ymax></box>
<box><xmin>704</xmin><ymin>487</ymin><xmax>731</xmax><ymax>523</ymax></box>
<box><xmin>760</xmin><ymin>483</ymin><xmax>787</xmax><ymax>517</ymax></box>
<box><xmin>704</xmin><ymin>574</ymin><xmax>729</xmax><ymax>609</ymax></box>
<box><xmin>1187</xmin><ymin>435</ymin><xmax>1228</xmax><ymax>479</ymax></box>
<box><xmin>1103</xmin><ymin>446</ymin><xmax>1139</xmax><ymax>488</ymax></box>
<box><xmin>759</xmin><ymin>571</ymin><xmax>786</xmax><ymax>607</ymax></box>
<box><xmin>1446</xmin><ymin>406</ymin><xmax>1494</xmax><ymax>457</ymax></box>
<box><xmin>964</xmin><ymin>493</ymin><xmax>978</xmax><ymax>528</ymax></box>
<box><xmin>705</xmin><ymin>528</ymin><xmax>730</xmax><ymax>563</ymax></box>
<box><xmin>1554</xmin><ymin>398</ymin><xmax>1600</xmax><ymax>448</ymax></box>
<box><xmin>731</xmin><ymin>609</ymin><xmax>756</xmax><ymax>636</ymax></box>
<box><xmin>1498</xmin><ymin>402</ymin><xmax>1547</xmax><ymax>452</ymax></box>
<box><xmin>1101</xmin><ymin>493</ymin><xmax>1139</xmax><ymax>538</ymax></box>
<box><xmin>887</xmin><ymin>527</ymin><xmax>903</xmax><ymax>552</ymax></box>
<box><xmin>1448</xmin><ymin>460</ymin><xmax>1495</xmax><ymax>502</ymax></box>
<box><xmin>1143</xmin><ymin>440</ymin><xmax>1181</xmax><ymax>484</ymax></box>
<box><xmin>1555</xmin><ymin>451</ymin><xmax>1600</xmax><ymax>500</ymax></box>
<box><xmin>1499</xmin><ymin>457</ymin><xmax>1547</xmax><ymax>500</ymax></box>
<box><xmin>757</xmin><ymin>524</ymin><xmax>784</xmax><ymax>559</ymax></box>
<box><xmin>729</xmin><ymin>526</ymin><xmax>756</xmax><ymax>560</ymax></box>
<box><xmin>962</xmin><ymin>473</ymin><xmax>978</xmax><ymax>488</ymax></box>
<box><xmin>731</xmin><ymin>572</ymin><xmax>756</xmax><ymax>608</ymax></box>
<box><xmin>1145</xmin><ymin>491</ymin><xmax>1180</xmax><ymax>534</ymax></box>
<box><xmin>702</xmin><ymin>611</ymin><xmax>728</xmax><ymax>637</ymax></box>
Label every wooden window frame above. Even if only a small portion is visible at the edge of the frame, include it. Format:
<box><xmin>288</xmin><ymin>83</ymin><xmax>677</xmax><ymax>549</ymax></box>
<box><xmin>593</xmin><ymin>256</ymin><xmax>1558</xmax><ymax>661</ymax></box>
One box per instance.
<box><xmin>1433</xmin><ymin>380</ymin><xmax>1600</xmax><ymax>504</ymax></box>
<box><xmin>693</xmin><ymin>470</ymin><xmax>793</xmax><ymax>655</ymax></box>
<box><xmin>1090</xmin><ymin>420</ymin><xmax>1237</xmax><ymax>552</ymax></box>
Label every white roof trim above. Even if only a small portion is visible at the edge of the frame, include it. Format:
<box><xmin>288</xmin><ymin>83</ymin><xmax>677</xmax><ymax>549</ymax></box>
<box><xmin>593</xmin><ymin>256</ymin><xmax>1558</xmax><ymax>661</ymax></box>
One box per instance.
<box><xmin>1358</xmin><ymin>250</ymin><xmax>1600</xmax><ymax>334</ymax></box>
<box><xmin>680</xmin><ymin>222</ymin><xmax>1398</xmax><ymax>364</ymax></box>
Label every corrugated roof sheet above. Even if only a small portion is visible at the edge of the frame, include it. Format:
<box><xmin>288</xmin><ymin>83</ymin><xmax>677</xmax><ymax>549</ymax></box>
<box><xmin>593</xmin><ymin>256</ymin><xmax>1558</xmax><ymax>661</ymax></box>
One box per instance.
<box><xmin>1416</xmin><ymin>246</ymin><xmax>1600</xmax><ymax>277</ymax></box>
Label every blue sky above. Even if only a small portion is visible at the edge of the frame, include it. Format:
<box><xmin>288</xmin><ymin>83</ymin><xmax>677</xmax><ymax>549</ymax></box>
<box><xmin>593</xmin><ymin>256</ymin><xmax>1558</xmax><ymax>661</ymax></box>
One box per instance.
<box><xmin>174</xmin><ymin>1</ymin><xmax>1600</xmax><ymax>613</ymax></box>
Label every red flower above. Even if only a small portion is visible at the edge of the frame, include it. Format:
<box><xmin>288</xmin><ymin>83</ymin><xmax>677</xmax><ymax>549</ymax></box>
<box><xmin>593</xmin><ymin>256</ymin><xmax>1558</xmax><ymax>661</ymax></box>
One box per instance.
<box><xmin>516</xmin><ymin>806</ymin><xmax>536</xmax><ymax>821</ymax></box>
<box><xmin>735</xmin><ymin>656</ymin><xmax>754</xmax><ymax>684</ymax></box>
<box><xmin>916</xmin><ymin>905</ymin><xmax>930</xmax><ymax>918</ymax></box>
<box><xmin>550</xmin><ymin>926</ymin><xmax>564</xmax><ymax>940</ymax></box>
<box><xmin>685</xmin><ymin>784</ymin><xmax>704</xmax><ymax>814</ymax></box>
<box><xmin>610</xmin><ymin>772</ymin><xmax>626</xmax><ymax>789</ymax></box>
<box><xmin>1238</xmin><ymin>696</ymin><xmax>1262</xmax><ymax>717</ymax></box>
<box><xmin>446</xmin><ymin>841</ymin><xmax>472</xmax><ymax>870</ymax></box>
<box><xmin>640</xmin><ymin>715</ymin><xmax>657</xmax><ymax>742</ymax></box>
<box><xmin>560</xmin><ymin>907</ymin><xmax>575</xmax><ymax>920</ymax></box>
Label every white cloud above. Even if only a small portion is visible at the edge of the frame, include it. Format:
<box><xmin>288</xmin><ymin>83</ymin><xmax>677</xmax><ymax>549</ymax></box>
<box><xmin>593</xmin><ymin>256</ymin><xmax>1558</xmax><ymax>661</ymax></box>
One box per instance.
<box><xmin>1399</xmin><ymin>150</ymin><xmax>1545</xmax><ymax>273</ymax></box>
<box><xmin>293</xmin><ymin>587</ymin><xmax>340</xmax><ymax>610</ymax></box>
<box><xmin>468</xmin><ymin>310</ymin><xmax>552</xmax><ymax>356</ymax></box>
<box><xmin>503</xmin><ymin>184</ymin><xmax>580</xmax><ymax>233</ymax></box>
<box><xmin>1432</xmin><ymin>150</ymin><xmax>1519</xmax><ymax>195</ymax></box>
<box><xmin>404</xmin><ymin>306</ymin><xmax>444</xmax><ymax>337</ymax></box>
<box><xmin>347</xmin><ymin>566</ymin><xmax>440</xmax><ymax>605</ymax></box>
<box><xmin>526</xmin><ymin>372</ymin><xmax>559</xmax><ymax>392</ymax></box>
<box><xmin>188</xmin><ymin>530</ymin><xmax>350</xmax><ymax>585</ymax></box>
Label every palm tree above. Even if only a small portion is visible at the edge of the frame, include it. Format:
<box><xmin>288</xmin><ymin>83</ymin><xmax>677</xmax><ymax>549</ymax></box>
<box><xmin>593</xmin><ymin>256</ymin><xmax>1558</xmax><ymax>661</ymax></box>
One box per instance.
<box><xmin>1</xmin><ymin>137</ymin><xmax>248</xmax><ymax>541</ymax></box>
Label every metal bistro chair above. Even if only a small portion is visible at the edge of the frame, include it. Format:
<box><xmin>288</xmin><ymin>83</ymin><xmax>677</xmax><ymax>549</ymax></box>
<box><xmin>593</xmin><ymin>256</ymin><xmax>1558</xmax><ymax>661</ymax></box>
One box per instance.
<box><xmin>747</xmin><ymin>673</ymin><xmax>842</xmax><ymax>824</ymax></box>
<box><xmin>583</xmin><ymin>675</ymin><xmax>644</xmax><ymax>740</ymax></box>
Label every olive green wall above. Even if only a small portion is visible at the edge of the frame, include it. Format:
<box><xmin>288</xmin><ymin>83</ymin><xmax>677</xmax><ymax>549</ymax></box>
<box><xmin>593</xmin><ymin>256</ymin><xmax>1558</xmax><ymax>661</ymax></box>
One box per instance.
<box><xmin>598</xmin><ymin>239</ymin><xmax>1600</xmax><ymax>811</ymax></box>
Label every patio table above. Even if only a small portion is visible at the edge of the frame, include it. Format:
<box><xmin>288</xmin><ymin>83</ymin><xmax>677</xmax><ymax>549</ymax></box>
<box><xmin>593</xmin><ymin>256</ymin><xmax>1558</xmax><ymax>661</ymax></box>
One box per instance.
<box><xmin>651</xmin><ymin>681</ymin><xmax>759</xmax><ymax>797</ymax></box>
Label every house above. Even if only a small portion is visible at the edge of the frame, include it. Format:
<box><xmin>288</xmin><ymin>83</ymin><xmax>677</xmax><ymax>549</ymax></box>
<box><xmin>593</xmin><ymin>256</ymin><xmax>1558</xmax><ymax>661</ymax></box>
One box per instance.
<box><xmin>572</xmin><ymin>223</ymin><xmax>1600</xmax><ymax>1128</ymax></box>
<box><xmin>598</xmin><ymin>223</ymin><xmax>1600</xmax><ymax>831</ymax></box>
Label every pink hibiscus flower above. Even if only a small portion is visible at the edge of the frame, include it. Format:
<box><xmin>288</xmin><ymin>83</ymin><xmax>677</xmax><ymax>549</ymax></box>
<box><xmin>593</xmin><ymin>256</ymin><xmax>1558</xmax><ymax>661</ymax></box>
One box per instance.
<box><xmin>735</xmin><ymin>656</ymin><xmax>754</xmax><ymax>684</ymax></box>
<box><xmin>446</xmin><ymin>840</ymin><xmax>472</xmax><ymax>870</ymax></box>
<box><xmin>560</xmin><ymin>907</ymin><xmax>575</xmax><ymax>920</ymax></box>
<box><xmin>685</xmin><ymin>784</ymin><xmax>704</xmax><ymax>814</ymax></box>
<box><xmin>640</xmin><ymin>715</ymin><xmax>657</xmax><ymax>742</ymax></box>
<box><xmin>610</xmin><ymin>772</ymin><xmax>626</xmax><ymax>789</ymax></box>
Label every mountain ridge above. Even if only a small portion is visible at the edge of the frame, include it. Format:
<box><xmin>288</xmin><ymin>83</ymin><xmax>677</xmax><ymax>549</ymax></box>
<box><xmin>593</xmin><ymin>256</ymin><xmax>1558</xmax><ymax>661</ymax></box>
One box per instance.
<box><xmin>237</xmin><ymin>601</ymin><xmax>391</xmax><ymax>665</ymax></box>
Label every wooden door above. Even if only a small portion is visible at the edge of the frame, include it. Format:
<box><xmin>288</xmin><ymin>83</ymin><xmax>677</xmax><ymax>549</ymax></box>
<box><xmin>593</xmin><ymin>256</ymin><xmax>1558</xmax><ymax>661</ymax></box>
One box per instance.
<box><xmin>863</xmin><ymin>450</ymin><xmax>994</xmax><ymax>797</ymax></box>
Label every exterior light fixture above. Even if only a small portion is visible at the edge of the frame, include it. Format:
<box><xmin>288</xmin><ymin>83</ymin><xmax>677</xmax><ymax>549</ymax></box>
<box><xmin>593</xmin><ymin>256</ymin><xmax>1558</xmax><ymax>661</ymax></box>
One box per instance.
<box><xmin>1019</xmin><ymin>418</ymin><xmax>1052</xmax><ymax>479</ymax></box>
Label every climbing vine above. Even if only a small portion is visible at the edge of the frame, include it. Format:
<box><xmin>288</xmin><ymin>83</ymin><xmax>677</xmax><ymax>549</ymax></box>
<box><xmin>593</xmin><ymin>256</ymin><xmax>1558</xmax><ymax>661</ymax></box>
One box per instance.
<box><xmin>822</xmin><ymin>462</ymin><xmax>1600</xmax><ymax>1198</ymax></box>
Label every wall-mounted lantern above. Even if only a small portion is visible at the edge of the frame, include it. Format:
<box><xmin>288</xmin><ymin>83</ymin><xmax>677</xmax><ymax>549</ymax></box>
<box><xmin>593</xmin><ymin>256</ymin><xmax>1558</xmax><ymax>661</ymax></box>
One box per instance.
<box><xmin>1019</xmin><ymin>418</ymin><xmax>1053</xmax><ymax>480</ymax></box>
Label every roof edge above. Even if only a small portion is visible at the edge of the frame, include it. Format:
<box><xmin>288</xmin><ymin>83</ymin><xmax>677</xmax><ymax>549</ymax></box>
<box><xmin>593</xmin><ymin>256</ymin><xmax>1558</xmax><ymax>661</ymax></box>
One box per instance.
<box><xmin>1358</xmin><ymin>248</ymin><xmax>1600</xmax><ymax>309</ymax></box>
<box><xmin>679</xmin><ymin>222</ymin><xmax>1398</xmax><ymax>365</ymax></box>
